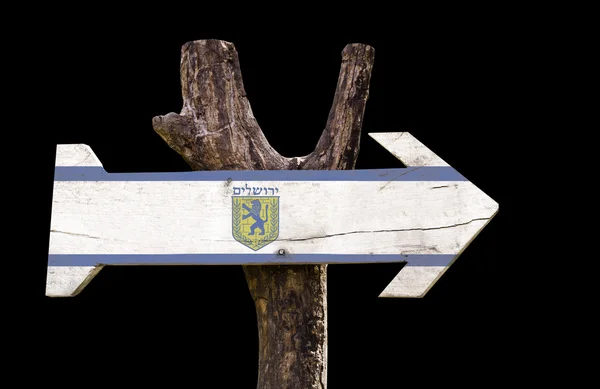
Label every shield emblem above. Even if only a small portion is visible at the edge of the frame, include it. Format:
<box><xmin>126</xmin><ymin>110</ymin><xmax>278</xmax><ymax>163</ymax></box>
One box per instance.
<box><xmin>232</xmin><ymin>196</ymin><xmax>279</xmax><ymax>251</ymax></box>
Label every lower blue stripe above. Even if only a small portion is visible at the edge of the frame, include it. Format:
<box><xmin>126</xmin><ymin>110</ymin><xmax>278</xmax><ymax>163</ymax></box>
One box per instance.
<box><xmin>48</xmin><ymin>254</ymin><xmax>455</xmax><ymax>266</ymax></box>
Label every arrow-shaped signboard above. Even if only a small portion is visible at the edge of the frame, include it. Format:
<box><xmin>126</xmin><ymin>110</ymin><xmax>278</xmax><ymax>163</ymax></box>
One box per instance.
<box><xmin>47</xmin><ymin>132</ymin><xmax>498</xmax><ymax>298</ymax></box>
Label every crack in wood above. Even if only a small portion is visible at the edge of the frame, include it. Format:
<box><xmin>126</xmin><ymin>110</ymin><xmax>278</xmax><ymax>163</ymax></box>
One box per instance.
<box><xmin>74</xmin><ymin>150</ymin><xmax>92</xmax><ymax>166</ymax></box>
<box><xmin>50</xmin><ymin>229</ymin><xmax>101</xmax><ymax>240</ymax></box>
<box><xmin>50</xmin><ymin>230</ymin><xmax>136</xmax><ymax>244</ymax></box>
<box><xmin>379</xmin><ymin>166</ymin><xmax>424</xmax><ymax>191</ymax></box>
<box><xmin>280</xmin><ymin>217</ymin><xmax>491</xmax><ymax>242</ymax></box>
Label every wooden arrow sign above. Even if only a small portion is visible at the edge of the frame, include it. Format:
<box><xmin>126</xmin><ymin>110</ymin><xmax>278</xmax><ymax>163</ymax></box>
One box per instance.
<box><xmin>46</xmin><ymin>132</ymin><xmax>498</xmax><ymax>298</ymax></box>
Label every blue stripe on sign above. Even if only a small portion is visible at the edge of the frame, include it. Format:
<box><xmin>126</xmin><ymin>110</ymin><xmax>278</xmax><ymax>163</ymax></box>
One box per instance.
<box><xmin>48</xmin><ymin>254</ymin><xmax>455</xmax><ymax>266</ymax></box>
<box><xmin>53</xmin><ymin>167</ymin><xmax>466</xmax><ymax>181</ymax></box>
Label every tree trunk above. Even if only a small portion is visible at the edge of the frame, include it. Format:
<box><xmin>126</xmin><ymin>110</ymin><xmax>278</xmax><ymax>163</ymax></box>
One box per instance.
<box><xmin>152</xmin><ymin>39</ymin><xmax>374</xmax><ymax>389</ymax></box>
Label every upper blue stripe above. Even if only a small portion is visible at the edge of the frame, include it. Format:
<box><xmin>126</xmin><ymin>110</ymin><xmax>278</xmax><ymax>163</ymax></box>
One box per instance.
<box><xmin>48</xmin><ymin>254</ymin><xmax>454</xmax><ymax>266</ymax></box>
<box><xmin>54</xmin><ymin>167</ymin><xmax>466</xmax><ymax>181</ymax></box>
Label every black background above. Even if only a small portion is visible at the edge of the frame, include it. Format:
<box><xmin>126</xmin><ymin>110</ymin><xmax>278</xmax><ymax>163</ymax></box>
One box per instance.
<box><xmin>29</xmin><ymin>13</ymin><xmax>521</xmax><ymax>388</ymax></box>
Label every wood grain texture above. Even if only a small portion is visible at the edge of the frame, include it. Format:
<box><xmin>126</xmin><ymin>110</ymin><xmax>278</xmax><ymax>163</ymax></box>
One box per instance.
<box><xmin>152</xmin><ymin>39</ymin><xmax>374</xmax><ymax>389</ymax></box>
<box><xmin>46</xmin><ymin>134</ymin><xmax>498</xmax><ymax>300</ymax></box>
<box><xmin>48</xmin><ymin>178</ymin><xmax>494</xmax><ymax>256</ymax></box>
<box><xmin>369</xmin><ymin>132</ymin><xmax>450</xmax><ymax>167</ymax></box>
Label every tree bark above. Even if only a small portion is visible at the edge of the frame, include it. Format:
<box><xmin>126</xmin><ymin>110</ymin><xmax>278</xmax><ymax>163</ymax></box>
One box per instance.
<box><xmin>152</xmin><ymin>39</ymin><xmax>374</xmax><ymax>389</ymax></box>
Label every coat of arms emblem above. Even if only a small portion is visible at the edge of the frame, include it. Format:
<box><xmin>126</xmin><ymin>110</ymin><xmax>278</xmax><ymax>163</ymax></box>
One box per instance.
<box><xmin>232</xmin><ymin>196</ymin><xmax>279</xmax><ymax>251</ymax></box>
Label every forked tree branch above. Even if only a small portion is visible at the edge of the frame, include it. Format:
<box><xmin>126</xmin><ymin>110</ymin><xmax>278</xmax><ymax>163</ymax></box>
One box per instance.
<box><xmin>152</xmin><ymin>39</ymin><xmax>374</xmax><ymax>389</ymax></box>
<box><xmin>152</xmin><ymin>40</ymin><xmax>374</xmax><ymax>172</ymax></box>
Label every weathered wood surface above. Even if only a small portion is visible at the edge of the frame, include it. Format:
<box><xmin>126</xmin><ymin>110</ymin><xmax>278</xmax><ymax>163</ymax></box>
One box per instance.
<box><xmin>47</xmin><ymin>133</ymin><xmax>498</xmax><ymax>299</ymax></box>
<box><xmin>154</xmin><ymin>40</ymin><xmax>373</xmax><ymax>389</ymax></box>
<box><xmin>46</xmin><ymin>40</ymin><xmax>498</xmax><ymax>388</ymax></box>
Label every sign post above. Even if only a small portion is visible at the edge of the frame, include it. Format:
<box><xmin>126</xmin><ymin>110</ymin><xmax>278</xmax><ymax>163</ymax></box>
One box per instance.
<box><xmin>46</xmin><ymin>39</ymin><xmax>498</xmax><ymax>389</ymax></box>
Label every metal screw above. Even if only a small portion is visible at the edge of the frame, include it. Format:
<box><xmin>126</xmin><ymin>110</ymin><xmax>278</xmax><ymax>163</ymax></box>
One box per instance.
<box><xmin>278</xmin><ymin>249</ymin><xmax>286</xmax><ymax>255</ymax></box>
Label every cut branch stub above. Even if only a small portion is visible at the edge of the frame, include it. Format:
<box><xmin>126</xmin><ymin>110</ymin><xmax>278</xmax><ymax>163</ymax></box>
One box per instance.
<box><xmin>152</xmin><ymin>39</ymin><xmax>374</xmax><ymax>389</ymax></box>
<box><xmin>152</xmin><ymin>39</ymin><xmax>292</xmax><ymax>171</ymax></box>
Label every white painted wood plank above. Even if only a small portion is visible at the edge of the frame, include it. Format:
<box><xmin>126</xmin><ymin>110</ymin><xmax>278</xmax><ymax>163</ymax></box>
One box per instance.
<box><xmin>378</xmin><ymin>211</ymin><xmax>497</xmax><ymax>298</ymax></box>
<box><xmin>55</xmin><ymin>144</ymin><xmax>103</xmax><ymax>167</ymax></box>
<box><xmin>46</xmin><ymin>132</ymin><xmax>499</xmax><ymax>298</ymax></box>
<box><xmin>49</xmin><ymin>181</ymin><xmax>496</xmax><ymax>255</ymax></box>
<box><xmin>378</xmin><ymin>266</ymin><xmax>446</xmax><ymax>298</ymax></box>
<box><xmin>369</xmin><ymin>132</ymin><xmax>450</xmax><ymax>167</ymax></box>
<box><xmin>46</xmin><ymin>266</ymin><xmax>103</xmax><ymax>297</ymax></box>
